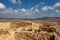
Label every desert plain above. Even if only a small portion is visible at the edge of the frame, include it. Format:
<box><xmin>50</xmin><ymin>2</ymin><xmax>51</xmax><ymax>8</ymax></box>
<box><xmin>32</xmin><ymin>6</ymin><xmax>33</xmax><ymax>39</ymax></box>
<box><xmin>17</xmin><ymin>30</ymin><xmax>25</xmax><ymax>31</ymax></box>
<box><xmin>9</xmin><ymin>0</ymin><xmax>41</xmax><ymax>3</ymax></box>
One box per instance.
<box><xmin>0</xmin><ymin>20</ymin><xmax>60</xmax><ymax>40</ymax></box>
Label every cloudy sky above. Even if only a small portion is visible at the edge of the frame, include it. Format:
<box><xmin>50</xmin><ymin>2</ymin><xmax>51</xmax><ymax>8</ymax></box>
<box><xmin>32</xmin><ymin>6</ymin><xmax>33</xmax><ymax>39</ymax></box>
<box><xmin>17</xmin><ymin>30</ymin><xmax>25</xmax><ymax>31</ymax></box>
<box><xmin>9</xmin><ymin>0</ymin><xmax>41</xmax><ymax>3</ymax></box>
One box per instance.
<box><xmin>0</xmin><ymin>0</ymin><xmax>60</xmax><ymax>19</ymax></box>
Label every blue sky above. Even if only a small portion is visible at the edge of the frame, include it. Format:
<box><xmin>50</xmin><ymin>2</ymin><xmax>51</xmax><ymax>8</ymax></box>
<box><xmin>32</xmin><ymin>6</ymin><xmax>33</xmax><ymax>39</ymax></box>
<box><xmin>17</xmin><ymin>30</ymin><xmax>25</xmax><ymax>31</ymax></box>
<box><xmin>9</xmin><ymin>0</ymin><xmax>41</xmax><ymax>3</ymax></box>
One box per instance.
<box><xmin>0</xmin><ymin>0</ymin><xmax>60</xmax><ymax>19</ymax></box>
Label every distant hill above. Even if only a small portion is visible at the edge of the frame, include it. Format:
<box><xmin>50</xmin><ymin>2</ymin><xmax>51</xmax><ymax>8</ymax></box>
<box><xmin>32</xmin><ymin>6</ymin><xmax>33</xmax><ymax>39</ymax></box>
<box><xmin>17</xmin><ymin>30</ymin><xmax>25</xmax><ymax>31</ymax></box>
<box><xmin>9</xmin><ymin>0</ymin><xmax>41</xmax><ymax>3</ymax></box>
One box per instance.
<box><xmin>0</xmin><ymin>17</ymin><xmax>60</xmax><ymax>20</ymax></box>
<box><xmin>35</xmin><ymin>17</ymin><xmax>60</xmax><ymax>20</ymax></box>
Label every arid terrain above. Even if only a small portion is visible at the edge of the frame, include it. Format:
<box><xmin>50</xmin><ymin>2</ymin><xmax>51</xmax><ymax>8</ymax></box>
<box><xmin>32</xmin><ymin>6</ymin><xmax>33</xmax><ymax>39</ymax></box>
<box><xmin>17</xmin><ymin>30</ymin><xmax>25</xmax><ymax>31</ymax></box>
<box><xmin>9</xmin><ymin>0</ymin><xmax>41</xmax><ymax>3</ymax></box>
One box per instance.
<box><xmin>0</xmin><ymin>20</ymin><xmax>60</xmax><ymax>40</ymax></box>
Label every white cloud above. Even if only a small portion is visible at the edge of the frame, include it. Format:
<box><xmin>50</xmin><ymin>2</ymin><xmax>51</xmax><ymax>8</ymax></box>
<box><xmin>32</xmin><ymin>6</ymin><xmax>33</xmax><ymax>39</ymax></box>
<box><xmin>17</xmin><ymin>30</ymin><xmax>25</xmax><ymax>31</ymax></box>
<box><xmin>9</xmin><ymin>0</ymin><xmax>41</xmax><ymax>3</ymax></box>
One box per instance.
<box><xmin>35</xmin><ymin>9</ymin><xmax>39</xmax><ymax>12</ymax></box>
<box><xmin>0</xmin><ymin>8</ymin><xmax>13</xmax><ymax>14</ymax></box>
<box><xmin>53</xmin><ymin>1</ymin><xmax>60</xmax><ymax>8</ymax></box>
<box><xmin>0</xmin><ymin>3</ymin><xmax>6</xmax><ymax>9</ymax></box>
<box><xmin>0</xmin><ymin>2</ymin><xmax>43</xmax><ymax>18</ymax></box>
<box><xmin>30</xmin><ymin>7</ymin><xmax>34</xmax><ymax>10</ymax></box>
<box><xmin>20</xmin><ymin>8</ymin><xmax>40</xmax><ymax>15</ymax></box>
<box><xmin>30</xmin><ymin>2</ymin><xmax>45</xmax><ymax>11</ymax></box>
<box><xmin>41</xmin><ymin>6</ymin><xmax>54</xmax><ymax>11</ymax></box>
<box><xmin>41</xmin><ymin>6</ymin><xmax>48</xmax><ymax>11</ymax></box>
<box><xmin>41</xmin><ymin>1</ymin><xmax>60</xmax><ymax>17</ymax></box>
<box><xmin>21</xmin><ymin>8</ymin><xmax>26</xmax><ymax>12</ymax></box>
<box><xmin>0</xmin><ymin>7</ymin><xmax>40</xmax><ymax>18</ymax></box>
<box><xmin>10</xmin><ymin>0</ymin><xmax>22</xmax><ymax>4</ymax></box>
<box><xmin>48</xmin><ymin>7</ymin><xmax>54</xmax><ymax>10</ymax></box>
<box><xmin>55</xmin><ymin>10</ymin><xmax>60</xmax><ymax>14</ymax></box>
<box><xmin>56</xmin><ymin>10</ymin><xmax>60</xmax><ymax>13</ymax></box>
<box><xmin>1</xmin><ymin>2</ymin><xmax>60</xmax><ymax>18</ymax></box>
<box><xmin>41</xmin><ymin>1</ymin><xmax>60</xmax><ymax>11</ymax></box>
<box><xmin>11</xmin><ymin>0</ymin><xmax>16</xmax><ymax>4</ymax></box>
<box><xmin>14</xmin><ymin>10</ymin><xmax>19</xmax><ymax>13</ymax></box>
<box><xmin>50</xmin><ymin>10</ymin><xmax>60</xmax><ymax>17</ymax></box>
<box><xmin>35</xmin><ymin>2</ymin><xmax>45</xmax><ymax>8</ymax></box>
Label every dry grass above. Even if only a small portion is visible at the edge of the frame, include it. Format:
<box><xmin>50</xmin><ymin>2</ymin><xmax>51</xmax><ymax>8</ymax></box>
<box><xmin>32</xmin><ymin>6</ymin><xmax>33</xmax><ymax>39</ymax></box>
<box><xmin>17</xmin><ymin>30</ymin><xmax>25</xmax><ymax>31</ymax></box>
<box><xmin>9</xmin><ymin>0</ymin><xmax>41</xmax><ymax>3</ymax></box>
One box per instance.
<box><xmin>0</xmin><ymin>20</ymin><xmax>60</xmax><ymax>40</ymax></box>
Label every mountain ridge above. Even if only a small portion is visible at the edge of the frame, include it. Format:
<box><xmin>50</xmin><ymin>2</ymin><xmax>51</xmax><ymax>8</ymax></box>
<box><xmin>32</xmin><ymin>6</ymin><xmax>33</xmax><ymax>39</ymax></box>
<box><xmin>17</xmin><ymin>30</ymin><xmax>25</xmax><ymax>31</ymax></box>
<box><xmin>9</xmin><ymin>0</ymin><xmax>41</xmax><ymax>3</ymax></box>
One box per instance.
<box><xmin>0</xmin><ymin>17</ymin><xmax>60</xmax><ymax>20</ymax></box>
